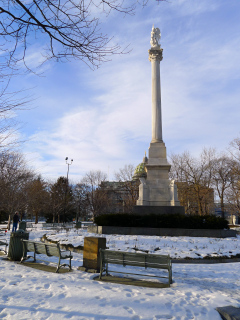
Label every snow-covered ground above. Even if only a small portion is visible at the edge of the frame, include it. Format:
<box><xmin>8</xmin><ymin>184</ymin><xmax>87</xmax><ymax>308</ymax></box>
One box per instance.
<box><xmin>45</xmin><ymin>228</ymin><xmax>240</xmax><ymax>259</ymax></box>
<box><xmin>0</xmin><ymin>225</ymin><xmax>239</xmax><ymax>320</ymax></box>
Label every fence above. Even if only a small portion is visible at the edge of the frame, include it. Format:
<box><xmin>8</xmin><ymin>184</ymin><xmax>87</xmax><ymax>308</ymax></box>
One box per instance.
<box><xmin>26</xmin><ymin>221</ymin><xmax>94</xmax><ymax>230</ymax></box>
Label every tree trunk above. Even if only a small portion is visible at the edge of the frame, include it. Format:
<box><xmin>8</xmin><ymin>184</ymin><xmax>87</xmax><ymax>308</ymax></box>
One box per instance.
<box><xmin>197</xmin><ymin>194</ymin><xmax>202</xmax><ymax>216</ymax></box>
<box><xmin>220</xmin><ymin>199</ymin><xmax>225</xmax><ymax>219</ymax></box>
<box><xmin>7</xmin><ymin>214</ymin><xmax>11</xmax><ymax>231</ymax></box>
<box><xmin>35</xmin><ymin>210</ymin><xmax>38</xmax><ymax>224</ymax></box>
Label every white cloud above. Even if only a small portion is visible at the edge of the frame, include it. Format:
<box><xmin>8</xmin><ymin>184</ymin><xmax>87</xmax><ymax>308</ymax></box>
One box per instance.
<box><xmin>172</xmin><ymin>0</ymin><xmax>220</xmax><ymax>16</ymax></box>
<box><xmin>17</xmin><ymin>0</ymin><xmax>240</xmax><ymax>181</ymax></box>
<box><xmin>22</xmin><ymin>48</ymin><xmax>154</xmax><ymax>180</ymax></box>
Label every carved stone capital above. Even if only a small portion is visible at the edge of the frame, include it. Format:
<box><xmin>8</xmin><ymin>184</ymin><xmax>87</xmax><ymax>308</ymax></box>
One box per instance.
<box><xmin>148</xmin><ymin>48</ymin><xmax>163</xmax><ymax>62</ymax></box>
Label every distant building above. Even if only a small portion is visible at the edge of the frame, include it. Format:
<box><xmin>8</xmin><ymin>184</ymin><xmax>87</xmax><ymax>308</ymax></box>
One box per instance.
<box><xmin>98</xmin><ymin>155</ymin><xmax>148</xmax><ymax>214</ymax></box>
<box><xmin>99</xmin><ymin>180</ymin><xmax>140</xmax><ymax>213</ymax></box>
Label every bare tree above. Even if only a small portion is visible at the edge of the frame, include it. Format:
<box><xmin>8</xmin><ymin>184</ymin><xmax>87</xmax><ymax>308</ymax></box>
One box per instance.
<box><xmin>229</xmin><ymin>137</ymin><xmax>240</xmax><ymax>160</ymax></box>
<box><xmin>0</xmin><ymin>82</ymin><xmax>31</xmax><ymax>150</ymax></box>
<box><xmin>114</xmin><ymin>164</ymin><xmax>139</xmax><ymax>213</ymax></box>
<box><xmin>25</xmin><ymin>176</ymin><xmax>50</xmax><ymax>223</ymax></box>
<box><xmin>0</xmin><ymin>151</ymin><xmax>34</xmax><ymax>229</ymax></box>
<box><xmin>115</xmin><ymin>164</ymin><xmax>135</xmax><ymax>181</ymax></box>
<box><xmin>81</xmin><ymin>170</ymin><xmax>108</xmax><ymax>217</ymax></box>
<box><xmin>0</xmin><ymin>1</ymin><xmax>160</xmax><ymax>71</ymax></box>
<box><xmin>211</xmin><ymin>155</ymin><xmax>237</xmax><ymax>219</ymax></box>
<box><xmin>0</xmin><ymin>1</ymin><xmax>167</xmax><ymax>152</ymax></box>
<box><xmin>72</xmin><ymin>183</ymin><xmax>90</xmax><ymax>221</ymax></box>
<box><xmin>49</xmin><ymin>176</ymin><xmax>74</xmax><ymax>223</ymax></box>
<box><xmin>226</xmin><ymin>179</ymin><xmax>240</xmax><ymax>222</ymax></box>
<box><xmin>224</xmin><ymin>138</ymin><xmax>240</xmax><ymax>220</ymax></box>
<box><xmin>170</xmin><ymin>149</ymin><xmax>216</xmax><ymax>216</ymax></box>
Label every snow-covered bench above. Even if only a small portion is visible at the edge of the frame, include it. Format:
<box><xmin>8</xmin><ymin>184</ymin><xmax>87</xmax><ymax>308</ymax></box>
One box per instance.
<box><xmin>20</xmin><ymin>240</ymin><xmax>72</xmax><ymax>273</ymax></box>
<box><xmin>42</xmin><ymin>223</ymin><xmax>61</xmax><ymax>229</ymax></box>
<box><xmin>0</xmin><ymin>239</ymin><xmax>8</xmax><ymax>254</ymax></box>
<box><xmin>42</xmin><ymin>223</ymin><xmax>74</xmax><ymax>230</ymax></box>
<box><xmin>99</xmin><ymin>249</ymin><xmax>172</xmax><ymax>286</ymax></box>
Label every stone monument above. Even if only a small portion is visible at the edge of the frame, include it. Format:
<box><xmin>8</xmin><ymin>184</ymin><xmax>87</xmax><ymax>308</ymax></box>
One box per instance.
<box><xmin>134</xmin><ymin>25</ymin><xmax>184</xmax><ymax>215</ymax></box>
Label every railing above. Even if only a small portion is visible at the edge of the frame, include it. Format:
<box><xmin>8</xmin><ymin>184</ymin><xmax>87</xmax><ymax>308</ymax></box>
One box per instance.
<box><xmin>26</xmin><ymin>221</ymin><xmax>94</xmax><ymax>229</ymax></box>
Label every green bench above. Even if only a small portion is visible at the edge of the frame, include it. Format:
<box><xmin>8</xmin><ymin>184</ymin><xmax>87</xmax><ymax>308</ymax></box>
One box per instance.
<box><xmin>20</xmin><ymin>240</ymin><xmax>73</xmax><ymax>272</ymax></box>
<box><xmin>99</xmin><ymin>249</ymin><xmax>172</xmax><ymax>287</ymax></box>
<box><xmin>43</xmin><ymin>223</ymin><xmax>61</xmax><ymax>229</ymax></box>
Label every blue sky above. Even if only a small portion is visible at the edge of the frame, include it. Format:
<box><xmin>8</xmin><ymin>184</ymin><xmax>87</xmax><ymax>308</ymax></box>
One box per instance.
<box><xmin>8</xmin><ymin>0</ymin><xmax>240</xmax><ymax>182</ymax></box>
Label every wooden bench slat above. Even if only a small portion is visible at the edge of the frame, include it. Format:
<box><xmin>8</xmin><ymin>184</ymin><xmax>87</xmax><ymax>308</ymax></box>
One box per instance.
<box><xmin>34</xmin><ymin>243</ymin><xmax>47</xmax><ymax>255</ymax></box>
<box><xmin>46</xmin><ymin>245</ymin><xmax>60</xmax><ymax>257</ymax></box>
<box><xmin>26</xmin><ymin>242</ymin><xmax>35</xmax><ymax>252</ymax></box>
<box><xmin>103</xmin><ymin>252</ymin><xmax>170</xmax><ymax>268</ymax></box>
<box><xmin>99</xmin><ymin>249</ymin><xmax>172</xmax><ymax>287</ymax></box>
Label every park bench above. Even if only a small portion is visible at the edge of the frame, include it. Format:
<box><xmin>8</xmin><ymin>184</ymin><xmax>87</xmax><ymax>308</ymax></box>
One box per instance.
<box><xmin>42</xmin><ymin>223</ymin><xmax>74</xmax><ymax>230</ymax></box>
<box><xmin>26</xmin><ymin>222</ymin><xmax>39</xmax><ymax>229</ymax></box>
<box><xmin>42</xmin><ymin>223</ymin><xmax>61</xmax><ymax>229</ymax></box>
<box><xmin>0</xmin><ymin>239</ymin><xmax>8</xmax><ymax>254</ymax></box>
<box><xmin>20</xmin><ymin>240</ymin><xmax>73</xmax><ymax>273</ymax></box>
<box><xmin>0</xmin><ymin>230</ymin><xmax>8</xmax><ymax>253</ymax></box>
<box><xmin>26</xmin><ymin>222</ymin><xmax>33</xmax><ymax>228</ymax></box>
<box><xmin>99</xmin><ymin>249</ymin><xmax>172</xmax><ymax>287</ymax></box>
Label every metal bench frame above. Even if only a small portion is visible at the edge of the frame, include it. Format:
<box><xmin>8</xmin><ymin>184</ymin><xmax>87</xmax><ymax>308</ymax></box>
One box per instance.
<box><xmin>99</xmin><ymin>249</ymin><xmax>172</xmax><ymax>286</ymax></box>
<box><xmin>20</xmin><ymin>240</ymin><xmax>72</xmax><ymax>273</ymax></box>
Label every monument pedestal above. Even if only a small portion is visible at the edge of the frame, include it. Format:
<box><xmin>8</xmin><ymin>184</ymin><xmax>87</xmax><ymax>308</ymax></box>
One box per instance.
<box><xmin>137</xmin><ymin>142</ymin><xmax>182</xmax><ymax>209</ymax></box>
<box><xmin>134</xmin><ymin>205</ymin><xmax>185</xmax><ymax>215</ymax></box>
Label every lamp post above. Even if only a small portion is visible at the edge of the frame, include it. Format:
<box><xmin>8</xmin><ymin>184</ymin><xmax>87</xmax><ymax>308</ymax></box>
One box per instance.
<box><xmin>64</xmin><ymin>157</ymin><xmax>73</xmax><ymax>222</ymax></box>
<box><xmin>65</xmin><ymin>157</ymin><xmax>73</xmax><ymax>183</ymax></box>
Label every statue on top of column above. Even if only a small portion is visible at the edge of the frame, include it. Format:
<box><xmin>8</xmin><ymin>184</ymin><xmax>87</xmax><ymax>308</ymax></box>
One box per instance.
<box><xmin>150</xmin><ymin>25</ymin><xmax>161</xmax><ymax>48</ymax></box>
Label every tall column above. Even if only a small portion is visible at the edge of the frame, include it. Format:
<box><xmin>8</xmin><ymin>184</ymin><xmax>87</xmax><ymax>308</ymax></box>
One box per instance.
<box><xmin>149</xmin><ymin>49</ymin><xmax>163</xmax><ymax>143</ymax></box>
<box><xmin>135</xmin><ymin>25</ymin><xmax>183</xmax><ymax>214</ymax></box>
<box><xmin>149</xmin><ymin>25</ymin><xmax>163</xmax><ymax>143</ymax></box>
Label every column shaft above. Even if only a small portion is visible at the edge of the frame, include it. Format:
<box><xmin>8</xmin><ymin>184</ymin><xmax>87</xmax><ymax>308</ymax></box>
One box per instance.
<box><xmin>149</xmin><ymin>48</ymin><xmax>163</xmax><ymax>143</ymax></box>
<box><xmin>151</xmin><ymin>59</ymin><xmax>162</xmax><ymax>142</ymax></box>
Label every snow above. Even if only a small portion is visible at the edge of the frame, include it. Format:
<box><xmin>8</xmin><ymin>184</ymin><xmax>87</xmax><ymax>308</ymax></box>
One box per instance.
<box><xmin>0</xmin><ymin>225</ymin><xmax>239</xmax><ymax>320</ymax></box>
<box><xmin>45</xmin><ymin>228</ymin><xmax>240</xmax><ymax>259</ymax></box>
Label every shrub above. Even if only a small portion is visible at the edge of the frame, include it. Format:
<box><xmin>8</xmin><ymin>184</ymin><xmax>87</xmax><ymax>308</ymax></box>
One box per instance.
<box><xmin>94</xmin><ymin>213</ymin><xmax>229</xmax><ymax>229</ymax></box>
<box><xmin>0</xmin><ymin>210</ymin><xmax>8</xmax><ymax>223</ymax></box>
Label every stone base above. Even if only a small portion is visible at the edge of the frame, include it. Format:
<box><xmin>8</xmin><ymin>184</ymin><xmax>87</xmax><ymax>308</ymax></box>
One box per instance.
<box><xmin>87</xmin><ymin>226</ymin><xmax>237</xmax><ymax>238</ymax></box>
<box><xmin>77</xmin><ymin>266</ymin><xmax>99</xmax><ymax>273</ymax></box>
<box><xmin>133</xmin><ymin>205</ymin><xmax>185</xmax><ymax>215</ymax></box>
<box><xmin>216</xmin><ymin>306</ymin><xmax>240</xmax><ymax>320</ymax></box>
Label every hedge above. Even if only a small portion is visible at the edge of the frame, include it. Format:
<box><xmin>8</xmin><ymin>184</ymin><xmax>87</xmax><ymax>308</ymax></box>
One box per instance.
<box><xmin>94</xmin><ymin>213</ymin><xmax>229</xmax><ymax>230</ymax></box>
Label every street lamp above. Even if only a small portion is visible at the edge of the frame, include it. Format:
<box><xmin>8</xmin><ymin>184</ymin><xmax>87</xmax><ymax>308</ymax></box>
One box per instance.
<box><xmin>64</xmin><ymin>157</ymin><xmax>73</xmax><ymax>222</ymax></box>
<box><xmin>65</xmin><ymin>157</ymin><xmax>73</xmax><ymax>182</ymax></box>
